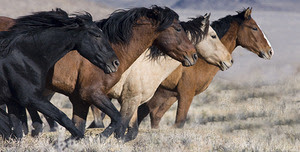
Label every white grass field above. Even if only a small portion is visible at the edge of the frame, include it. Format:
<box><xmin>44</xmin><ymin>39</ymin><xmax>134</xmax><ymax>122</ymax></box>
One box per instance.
<box><xmin>0</xmin><ymin>0</ymin><xmax>299</xmax><ymax>151</ymax></box>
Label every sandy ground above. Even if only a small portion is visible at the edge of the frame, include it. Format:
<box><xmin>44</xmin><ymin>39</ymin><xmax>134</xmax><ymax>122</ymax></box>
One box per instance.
<box><xmin>0</xmin><ymin>0</ymin><xmax>299</xmax><ymax>151</ymax></box>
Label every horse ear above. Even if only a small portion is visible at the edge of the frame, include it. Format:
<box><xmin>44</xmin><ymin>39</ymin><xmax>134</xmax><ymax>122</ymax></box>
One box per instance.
<box><xmin>201</xmin><ymin>13</ymin><xmax>210</xmax><ymax>31</ymax></box>
<box><xmin>202</xmin><ymin>13</ymin><xmax>210</xmax><ymax>24</ymax></box>
<box><xmin>244</xmin><ymin>7</ymin><xmax>252</xmax><ymax>19</ymax></box>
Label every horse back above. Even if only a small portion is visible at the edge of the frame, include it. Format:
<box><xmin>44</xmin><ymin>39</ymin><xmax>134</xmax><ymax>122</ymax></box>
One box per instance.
<box><xmin>0</xmin><ymin>16</ymin><xmax>15</xmax><ymax>31</ymax></box>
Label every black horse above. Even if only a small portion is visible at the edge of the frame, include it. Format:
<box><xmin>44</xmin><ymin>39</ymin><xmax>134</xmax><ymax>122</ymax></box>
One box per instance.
<box><xmin>0</xmin><ymin>8</ymin><xmax>119</xmax><ymax>139</ymax></box>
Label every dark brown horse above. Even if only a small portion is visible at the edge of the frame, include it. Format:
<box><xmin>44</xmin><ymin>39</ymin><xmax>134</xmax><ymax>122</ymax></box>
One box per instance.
<box><xmin>137</xmin><ymin>8</ymin><xmax>274</xmax><ymax>129</ymax></box>
<box><xmin>24</xmin><ymin>6</ymin><xmax>198</xmax><ymax>139</ymax></box>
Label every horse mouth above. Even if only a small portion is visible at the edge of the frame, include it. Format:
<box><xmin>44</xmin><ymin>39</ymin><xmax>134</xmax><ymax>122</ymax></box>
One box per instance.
<box><xmin>219</xmin><ymin>61</ymin><xmax>230</xmax><ymax>71</ymax></box>
<box><xmin>182</xmin><ymin>55</ymin><xmax>196</xmax><ymax>67</ymax></box>
<box><xmin>258</xmin><ymin>51</ymin><xmax>271</xmax><ymax>60</ymax></box>
<box><xmin>104</xmin><ymin>64</ymin><xmax>117</xmax><ymax>74</ymax></box>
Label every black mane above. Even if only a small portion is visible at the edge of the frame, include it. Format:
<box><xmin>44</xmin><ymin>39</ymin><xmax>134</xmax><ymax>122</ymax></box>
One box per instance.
<box><xmin>180</xmin><ymin>15</ymin><xmax>209</xmax><ymax>43</ymax></box>
<box><xmin>0</xmin><ymin>8</ymin><xmax>93</xmax><ymax>58</ymax></box>
<box><xmin>95</xmin><ymin>5</ymin><xmax>179</xmax><ymax>45</ymax></box>
<box><xmin>211</xmin><ymin>8</ymin><xmax>250</xmax><ymax>39</ymax></box>
<box><xmin>148</xmin><ymin>15</ymin><xmax>209</xmax><ymax>60</ymax></box>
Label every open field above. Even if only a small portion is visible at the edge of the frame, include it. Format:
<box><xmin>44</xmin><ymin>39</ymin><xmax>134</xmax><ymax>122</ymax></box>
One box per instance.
<box><xmin>0</xmin><ymin>0</ymin><xmax>299</xmax><ymax>151</ymax></box>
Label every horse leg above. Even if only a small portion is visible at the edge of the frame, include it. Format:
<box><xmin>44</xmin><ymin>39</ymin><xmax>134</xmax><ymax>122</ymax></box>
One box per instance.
<box><xmin>88</xmin><ymin>104</ymin><xmax>105</xmax><ymax>128</ymax></box>
<box><xmin>6</xmin><ymin>101</ymin><xmax>26</xmax><ymax>139</ymax></box>
<box><xmin>173</xmin><ymin>91</ymin><xmax>195</xmax><ymax>128</ymax></box>
<box><xmin>23</xmin><ymin>97</ymin><xmax>84</xmax><ymax>139</ymax></box>
<box><xmin>125</xmin><ymin>110</ymin><xmax>139</xmax><ymax>142</ymax></box>
<box><xmin>45</xmin><ymin>116</ymin><xmax>58</xmax><ymax>132</ymax></box>
<box><xmin>27</xmin><ymin>108</ymin><xmax>43</xmax><ymax>136</ymax></box>
<box><xmin>114</xmin><ymin>97</ymin><xmax>140</xmax><ymax>140</ymax></box>
<box><xmin>0</xmin><ymin>108</ymin><xmax>12</xmax><ymax>139</ymax></box>
<box><xmin>70</xmin><ymin>95</ymin><xmax>90</xmax><ymax>134</ymax></box>
<box><xmin>89</xmin><ymin>93</ymin><xmax>121</xmax><ymax>139</ymax></box>
<box><xmin>43</xmin><ymin>91</ymin><xmax>57</xmax><ymax>132</ymax></box>
<box><xmin>140</xmin><ymin>87</ymin><xmax>178</xmax><ymax>129</ymax></box>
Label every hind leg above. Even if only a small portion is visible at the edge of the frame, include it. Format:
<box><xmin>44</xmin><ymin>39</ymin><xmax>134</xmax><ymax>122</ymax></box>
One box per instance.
<box><xmin>88</xmin><ymin>105</ymin><xmax>105</xmax><ymax>128</ymax></box>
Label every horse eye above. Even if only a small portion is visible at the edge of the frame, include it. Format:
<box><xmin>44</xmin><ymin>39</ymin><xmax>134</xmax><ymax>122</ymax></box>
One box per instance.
<box><xmin>211</xmin><ymin>35</ymin><xmax>217</xmax><ymax>39</ymax></box>
<box><xmin>175</xmin><ymin>28</ymin><xmax>181</xmax><ymax>32</ymax></box>
<box><xmin>252</xmin><ymin>27</ymin><xmax>258</xmax><ymax>31</ymax></box>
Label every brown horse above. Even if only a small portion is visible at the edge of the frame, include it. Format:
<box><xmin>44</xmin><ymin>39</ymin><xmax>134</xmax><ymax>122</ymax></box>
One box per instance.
<box><xmin>137</xmin><ymin>8</ymin><xmax>274</xmax><ymax>129</ymax></box>
<box><xmin>22</xmin><ymin>6</ymin><xmax>197</xmax><ymax>139</ymax></box>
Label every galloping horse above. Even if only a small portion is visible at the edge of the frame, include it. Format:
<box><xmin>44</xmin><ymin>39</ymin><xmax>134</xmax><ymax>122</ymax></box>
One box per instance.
<box><xmin>137</xmin><ymin>8</ymin><xmax>274</xmax><ymax>129</ymax></box>
<box><xmin>24</xmin><ymin>6</ymin><xmax>198</xmax><ymax>139</ymax></box>
<box><xmin>102</xmin><ymin>13</ymin><xmax>233</xmax><ymax>141</ymax></box>
<box><xmin>0</xmin><ymin>8</ymin><xmax>118</xmax><ymax>139</ymax></box>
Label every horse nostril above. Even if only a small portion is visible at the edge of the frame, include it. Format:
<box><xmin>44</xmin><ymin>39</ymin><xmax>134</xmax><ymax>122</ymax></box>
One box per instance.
<box><xmin>113</xmin><ymin>60</ymin><xmax>120</xmax><ymax>67</ymax></box>
<box><xmin>231</xmin><ymin>59</ymin><xmax>234</xmax><ymax>64</ymax></box>
<box><xmin>193</xmin><ymin>53</ymin><xmax>198</xmax><ymax>61</ymax></box>
<box><xmin>269</xmin><ymin>50</ymin><xmax>273</xmax><ymax>56</ymax></box>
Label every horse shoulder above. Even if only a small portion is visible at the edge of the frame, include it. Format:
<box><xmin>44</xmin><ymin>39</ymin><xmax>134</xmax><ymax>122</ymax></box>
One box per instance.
<box><xmin>160</xmin><ymin>65</ymin><xmax>183</xmax><ymax>90</ymax></box>
<box><xmin>49</xmin><ymin>51</ymin><xmax>81</xmax><ymax>95</ymax></box>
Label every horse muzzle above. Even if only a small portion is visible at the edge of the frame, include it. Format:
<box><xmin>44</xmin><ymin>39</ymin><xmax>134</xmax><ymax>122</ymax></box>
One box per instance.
<box><xmin>182</xmin><ymin>53</ymin><xmax>198</xmax><ymax>67</ymax></box>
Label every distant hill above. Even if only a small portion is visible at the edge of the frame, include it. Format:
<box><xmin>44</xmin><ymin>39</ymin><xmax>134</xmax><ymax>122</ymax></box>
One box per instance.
<box><xmin>94</xmin><ymin>0</ymin><xmax>300</xmax><ymax>12</ymax></box>
<box><xmin>173</xmin><ymin>0</ymin><xmax>258</xmax><ymax>10</ymax></box>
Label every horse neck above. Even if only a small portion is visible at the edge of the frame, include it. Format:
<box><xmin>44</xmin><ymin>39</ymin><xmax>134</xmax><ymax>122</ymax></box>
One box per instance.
<box><xmin>112</xmin><ymin>25</ymin><xmax>158</xmax><ymax>73</ymax></box>
<box><xmin>220</xmin><ymin>21</ymin><xmax>240</xmax><ymax>55</ymax></box>
<box><xmin>19</xmin><ymin>30</ymin><xmax>75</xmax><ymax>70</ymax></box>
<box><xmin>191</xmin><ymin>22</ymin><xmax>242</xmax><ymax>81</ymax></box>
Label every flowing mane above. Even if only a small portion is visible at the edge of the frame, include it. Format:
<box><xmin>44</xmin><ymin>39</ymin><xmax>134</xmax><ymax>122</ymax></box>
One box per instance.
<box><xmin>149</xmin><ymin>14</ymin><xmax>209</xmax><ymax>60</ymax></box>
<box><xmin>180</xmin><ymin>15</ymin><xmax>209</xmax><ymax>43</ymax></box>
<box><xmin>0</xmin><ymin>8</ymin><xmax>93</xmax><ymax>58</ymax></box>
<box><xmin>211</xmin><ymin>8</ymin><xmax>250</xmax><ymax>39</ymax></box>
<box><xmin>95</xmin><ymin>5</ymin><xmax>179</xmax><ymax>45</ymax></box>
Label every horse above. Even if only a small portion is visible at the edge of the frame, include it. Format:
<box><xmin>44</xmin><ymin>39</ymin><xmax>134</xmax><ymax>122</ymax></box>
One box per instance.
<box><xmin>0</xmin><ymin>8</ymin><xmax>119</xmax><ymax>139</ymax></box>
<box><xmin>0</xmin><ymin>16</ymin><xmax>60</xmax><ymax>136</ymax></box>
<box><xmin>101</xmin><ymin>13</ymin><xmax>234</xmax><ymax>141</ymax></box>
<box><xmin>24</xmin><ymin>6</ymin><xmax>198</xmax><ymax>140</ymax></box>
<box><xmin>137</xmin><ymin>7</ymin><xmax>274</xmax><ymax>129</ymax></box>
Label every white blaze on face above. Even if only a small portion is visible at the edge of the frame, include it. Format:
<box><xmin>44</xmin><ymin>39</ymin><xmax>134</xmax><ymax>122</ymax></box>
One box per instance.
<box><xmin>258</xmin><ymin>24</ymin><xmax>273</xmax><ymax>50</ymax></box>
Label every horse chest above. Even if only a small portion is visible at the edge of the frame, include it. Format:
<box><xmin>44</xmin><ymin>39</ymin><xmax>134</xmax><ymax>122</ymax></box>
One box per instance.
<box><xmin>109</xmin><ymin>51</ymin><xmax>181</xmax><ymax>104</ymax></box>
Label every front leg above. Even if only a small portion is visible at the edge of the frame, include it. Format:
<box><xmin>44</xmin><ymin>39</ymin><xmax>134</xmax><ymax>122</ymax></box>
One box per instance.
<box><xmin>114</xmin><ymin>97</ymin><xmax>140</xmax><ymax>140</ymax></box>
<box><xmin>22</xmin><ymin>96</ymin><xmax>84</xmax><ymax>139</ymax></box>
<box><xmin>69</xmin><ymin>95</ymin><xmax>90</xmax><ymax>135</ymax></box>
<box><xmin>27</xmin><ymin>108</ymin><xmax>44</xmax><ymax>136</ymax></box>
<box><xmin>89</xmin><ymin>92</ymin><xmax>121</xmax><ymax>139</ymax></box>
<box><xmin>174</xmin><ymin>92</ymin><xmax>195</xmax><ymax>128</ymax></box>
<box><xmin>125</xmin><ymin>110</ymin><xmax>139</xmax><ymax>142</ymax></box>
<box><xmin>0</xmin><ymin>108</ymin><xmax>12</xmax><ymax>139</ymax></box>
<box><xmin>6</xmin><ymin>101</ymin><xmax>26</xmax><ymax>139</ymax></box>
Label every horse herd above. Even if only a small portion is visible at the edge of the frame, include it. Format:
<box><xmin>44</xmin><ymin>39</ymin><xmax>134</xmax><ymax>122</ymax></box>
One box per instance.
<box><xmin>0</xmin><ymin>6</ymin><xmax>273</xmax><ymax>142</ymax></box>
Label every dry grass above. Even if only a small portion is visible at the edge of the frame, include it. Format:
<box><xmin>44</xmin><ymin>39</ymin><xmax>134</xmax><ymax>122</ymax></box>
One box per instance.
<box><xmin>1</xmin><ymin>0</ymin><xmax>300</xmax><ymax>151</ymax></box>
<box><xmin>1</xmin><ymin>74</ymin><xmax>299</xmax><ymax>151</ymax></box>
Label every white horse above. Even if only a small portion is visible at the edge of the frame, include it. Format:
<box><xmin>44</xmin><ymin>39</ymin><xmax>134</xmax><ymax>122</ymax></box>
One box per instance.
<box><xmin>107</xmin><ymin>14</ymin><xmax>233</xmax><ymax>141</ymax></box>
